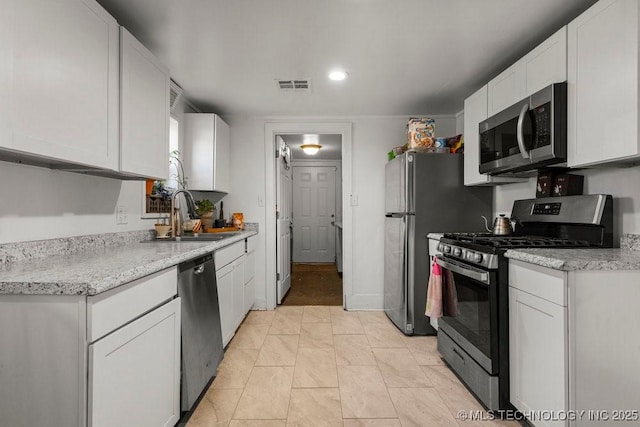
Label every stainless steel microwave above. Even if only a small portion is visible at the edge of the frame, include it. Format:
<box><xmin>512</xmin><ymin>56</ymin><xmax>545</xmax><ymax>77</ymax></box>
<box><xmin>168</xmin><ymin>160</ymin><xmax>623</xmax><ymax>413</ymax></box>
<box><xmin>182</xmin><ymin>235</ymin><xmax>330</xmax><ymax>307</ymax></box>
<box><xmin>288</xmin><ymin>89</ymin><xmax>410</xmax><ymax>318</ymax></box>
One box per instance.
<box><xmin>479</xmin><ymin>82</ymin><xmax>567</xmax><ymax>175</ymax></box>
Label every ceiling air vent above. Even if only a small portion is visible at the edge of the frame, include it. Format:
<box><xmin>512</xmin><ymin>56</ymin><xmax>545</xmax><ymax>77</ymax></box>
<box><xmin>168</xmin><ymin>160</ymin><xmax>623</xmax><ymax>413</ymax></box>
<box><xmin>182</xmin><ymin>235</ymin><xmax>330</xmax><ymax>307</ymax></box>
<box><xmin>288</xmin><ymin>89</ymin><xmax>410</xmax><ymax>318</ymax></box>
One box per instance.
<box><xmin>169</xmin><ymin>79</ymin><xmax>183</xmax><ymax>112</ymax></box>
<box><xmin>276</xmin><ymin>79</ymin><xmax>311</xmax><ymax>93</ymax></box>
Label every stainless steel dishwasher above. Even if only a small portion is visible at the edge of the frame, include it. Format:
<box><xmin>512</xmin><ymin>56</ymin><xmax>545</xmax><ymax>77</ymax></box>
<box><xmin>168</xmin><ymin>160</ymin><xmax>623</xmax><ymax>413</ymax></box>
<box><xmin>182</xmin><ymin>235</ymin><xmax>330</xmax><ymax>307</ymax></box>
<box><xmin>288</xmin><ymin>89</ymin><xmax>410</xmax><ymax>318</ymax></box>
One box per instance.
<box><xmin>178</xmin><ymin>253</ymin><xmax>224</xmax><ymax>413</ymax></box>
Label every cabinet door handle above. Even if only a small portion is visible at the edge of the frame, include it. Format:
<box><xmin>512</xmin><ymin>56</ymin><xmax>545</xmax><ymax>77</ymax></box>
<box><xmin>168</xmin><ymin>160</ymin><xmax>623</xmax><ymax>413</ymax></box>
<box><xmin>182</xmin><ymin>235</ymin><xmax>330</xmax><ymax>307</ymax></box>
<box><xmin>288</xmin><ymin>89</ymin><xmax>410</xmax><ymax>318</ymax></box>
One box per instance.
<box><xmin>194</xmin><ymin>265</ymin><xmax>205</xmax><ymax>275</ymax></box>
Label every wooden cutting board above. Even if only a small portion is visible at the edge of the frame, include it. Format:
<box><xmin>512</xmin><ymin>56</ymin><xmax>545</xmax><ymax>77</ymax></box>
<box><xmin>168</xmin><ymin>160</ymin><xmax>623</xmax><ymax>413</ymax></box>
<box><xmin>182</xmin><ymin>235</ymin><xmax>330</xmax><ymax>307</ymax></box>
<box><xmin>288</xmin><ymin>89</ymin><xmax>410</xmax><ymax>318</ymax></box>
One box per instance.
<box><xmin>204</xmin><ymin>227</ymin><xmax>241</xmax><ymax>233</ymax></box>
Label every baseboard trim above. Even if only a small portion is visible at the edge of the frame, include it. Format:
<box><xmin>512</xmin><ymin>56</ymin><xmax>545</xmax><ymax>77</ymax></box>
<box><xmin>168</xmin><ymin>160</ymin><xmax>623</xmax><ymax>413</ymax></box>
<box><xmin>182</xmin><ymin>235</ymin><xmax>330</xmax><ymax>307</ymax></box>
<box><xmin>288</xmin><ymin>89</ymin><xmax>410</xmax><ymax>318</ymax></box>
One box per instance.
<box><xmin>345</xmin><ymin>294</ymin><xmax>384</xmax><ymax>310</ymax></box>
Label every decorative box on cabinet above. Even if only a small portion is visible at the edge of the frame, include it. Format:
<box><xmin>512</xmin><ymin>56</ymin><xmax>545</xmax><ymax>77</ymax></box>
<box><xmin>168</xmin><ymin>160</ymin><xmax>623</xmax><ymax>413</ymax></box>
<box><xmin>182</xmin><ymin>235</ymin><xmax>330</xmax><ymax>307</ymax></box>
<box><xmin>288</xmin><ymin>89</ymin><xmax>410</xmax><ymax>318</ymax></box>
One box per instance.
<box><xmin>119</xmin><ymin>27</ymin><xmax>170</xmax><ymax>180</ymax></box>
<box><xmin>0</xmin><ymin>0</ymin><xmax>119</xmax><ymax>171</ymax></box>
<box><xmin>567</xmin><ymin>0</ymin><xmax>640</xmax><ymax>167</ymax></box>
<box><xmin>184</xmin><ymin>114</ymin><xmax>231</xmax><ymax>192</ymax></box>
<box><xmin>463</xmin><ymin>85</ymin><xmax>526</xmax><ymax>186</ymax></box>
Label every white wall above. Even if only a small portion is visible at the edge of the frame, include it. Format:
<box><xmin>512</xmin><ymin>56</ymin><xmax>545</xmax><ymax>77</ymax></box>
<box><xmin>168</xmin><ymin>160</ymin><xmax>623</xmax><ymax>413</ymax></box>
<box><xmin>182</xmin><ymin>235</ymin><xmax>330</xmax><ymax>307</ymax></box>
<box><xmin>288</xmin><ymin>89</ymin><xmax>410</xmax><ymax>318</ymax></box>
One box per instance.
<box><xmin>493</xmin><ymin>166</ymin><xmax>640</xmax><ymax>245</ymax></box>
<box><xmin>223</xmin><ymin>114</ymin><xmax>456</xmax><ymax>310</ymax></box>
<box><xmin>0</xmin><ymin>101</ymin><xmax>191</xmax><ymax>245</ymax></box>
<box><xmin>0</xmin><ymin>164</ymin><xmax>155</xmax><ymax>244</ymax></box>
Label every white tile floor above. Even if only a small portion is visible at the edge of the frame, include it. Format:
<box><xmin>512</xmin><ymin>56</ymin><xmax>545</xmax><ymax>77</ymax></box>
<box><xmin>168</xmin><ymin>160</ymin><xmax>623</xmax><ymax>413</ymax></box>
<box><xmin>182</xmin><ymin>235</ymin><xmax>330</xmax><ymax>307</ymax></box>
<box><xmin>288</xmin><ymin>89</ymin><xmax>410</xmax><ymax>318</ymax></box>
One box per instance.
<box><xmin>187</xmin><ymin>306</ymin><xmax>519</xmax><ymax>427</ymax></box>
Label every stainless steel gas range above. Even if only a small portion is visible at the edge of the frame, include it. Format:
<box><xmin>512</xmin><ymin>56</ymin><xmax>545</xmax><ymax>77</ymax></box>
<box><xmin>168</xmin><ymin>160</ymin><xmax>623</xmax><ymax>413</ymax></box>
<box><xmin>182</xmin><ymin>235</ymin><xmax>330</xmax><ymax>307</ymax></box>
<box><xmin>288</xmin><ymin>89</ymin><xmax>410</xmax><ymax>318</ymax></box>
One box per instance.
<box><xmin>434</xmin><ymin>194</ymin><xmax>613</xmax><ymax>412</ymax></box>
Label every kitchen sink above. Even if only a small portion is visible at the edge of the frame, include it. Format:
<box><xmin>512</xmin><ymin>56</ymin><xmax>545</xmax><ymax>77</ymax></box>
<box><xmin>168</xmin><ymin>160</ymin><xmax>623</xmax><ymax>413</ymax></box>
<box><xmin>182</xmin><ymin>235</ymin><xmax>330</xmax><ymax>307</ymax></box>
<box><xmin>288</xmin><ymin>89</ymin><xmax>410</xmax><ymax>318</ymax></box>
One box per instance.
<box><xmin>145</xmin><ymin>232</ymin><xmax>241</xmax><ymax>242</ymax></box>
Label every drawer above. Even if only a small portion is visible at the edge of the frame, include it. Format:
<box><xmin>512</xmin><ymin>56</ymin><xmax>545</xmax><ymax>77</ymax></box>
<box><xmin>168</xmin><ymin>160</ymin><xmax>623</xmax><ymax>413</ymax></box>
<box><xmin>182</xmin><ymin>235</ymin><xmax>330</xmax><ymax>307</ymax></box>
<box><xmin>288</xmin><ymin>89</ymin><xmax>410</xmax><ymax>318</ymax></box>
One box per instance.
<box><xmin>509</xmin><ymin>260</ymin><xmax>567</xmax><ymax>306</ymax></box>
<box><xmin>437</xmin><ymin>328</ymin><xmax>500</xmax><ymax>410</ymax></box>
<box><xmin>215</xmin><ymin>240</ymin><xmax>244</xmax><ymax>268</ymax></box>
<box><xmin>87</xmin><ymin>267</ymin><xmax>177</xmax><ymax>342</ymax></box>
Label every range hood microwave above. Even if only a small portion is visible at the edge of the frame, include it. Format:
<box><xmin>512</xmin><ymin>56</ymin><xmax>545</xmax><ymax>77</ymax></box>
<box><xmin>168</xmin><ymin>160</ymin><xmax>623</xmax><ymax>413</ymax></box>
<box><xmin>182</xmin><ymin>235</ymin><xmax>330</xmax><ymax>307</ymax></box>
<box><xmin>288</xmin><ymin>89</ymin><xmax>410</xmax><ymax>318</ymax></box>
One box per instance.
<box><xmin>479</xmin><ymin>82</ymin><xmax>567</xmax><ymax>176</ymax></box>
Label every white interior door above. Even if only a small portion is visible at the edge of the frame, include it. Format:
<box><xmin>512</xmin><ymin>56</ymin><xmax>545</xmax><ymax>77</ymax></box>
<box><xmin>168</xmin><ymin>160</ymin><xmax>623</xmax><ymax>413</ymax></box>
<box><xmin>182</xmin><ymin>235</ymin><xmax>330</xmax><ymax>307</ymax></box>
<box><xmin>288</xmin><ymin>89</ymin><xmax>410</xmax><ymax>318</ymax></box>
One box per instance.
<box><xmin>292</xmin><ymin>166</ymin><xmax>336</xmax><ymax>263</ymax></box>
<box><xmin>276</xmin><ymin>137</ymin><xmax>293</xmax><ymax>304</ymax></box>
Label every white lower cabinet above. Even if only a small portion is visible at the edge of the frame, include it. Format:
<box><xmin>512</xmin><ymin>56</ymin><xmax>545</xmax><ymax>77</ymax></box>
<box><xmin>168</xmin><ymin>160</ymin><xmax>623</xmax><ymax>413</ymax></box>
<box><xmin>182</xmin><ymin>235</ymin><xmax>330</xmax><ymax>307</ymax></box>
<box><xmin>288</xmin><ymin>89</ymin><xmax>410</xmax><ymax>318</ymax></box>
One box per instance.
<box><xmin>508</xmin><ymin>260</ymin><xmax>640</xmax><ymax>426</ymax></box>
<box><xmin>0</xmin><ymin>267</ymin><xmax>180</xmax><ymax>427</ymax></box>
<box><xmin>232</xmin><ymin>254</ymin><xmax>246</xmax><ymax>330</ymax></box>
<box><xmin>89</xmin><ymin>298</ymin><xmax>180</xmax><ymax>427</ymax></box>
<box><xmin>216</xmin><ymin>262</ymin><xmax>235</xmax><ymax>347</ymax></box>
<box><xmin>244</xmin><ymin>236</ymin><xmax>257</xmax><ymax>312</ymax></box>
<box><xmin>215</xmin><ymin>239</ymin><xmax>252</xmax><ymax>347</ymax></box>
<box><xmin>509</xmin><ymin>287</ymin><xmax>567</xmax><ymax>427</ymax></box>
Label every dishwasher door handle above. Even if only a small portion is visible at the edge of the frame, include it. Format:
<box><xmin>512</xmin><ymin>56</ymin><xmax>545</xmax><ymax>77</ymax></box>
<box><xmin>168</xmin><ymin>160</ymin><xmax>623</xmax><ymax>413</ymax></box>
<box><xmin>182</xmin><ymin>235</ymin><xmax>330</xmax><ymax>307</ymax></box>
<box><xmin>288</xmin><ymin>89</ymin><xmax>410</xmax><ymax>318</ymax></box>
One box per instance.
<box><xmin>194</xmin><ymin>264</ymin><xmax>206</xmax><ymax>275</ymax></box>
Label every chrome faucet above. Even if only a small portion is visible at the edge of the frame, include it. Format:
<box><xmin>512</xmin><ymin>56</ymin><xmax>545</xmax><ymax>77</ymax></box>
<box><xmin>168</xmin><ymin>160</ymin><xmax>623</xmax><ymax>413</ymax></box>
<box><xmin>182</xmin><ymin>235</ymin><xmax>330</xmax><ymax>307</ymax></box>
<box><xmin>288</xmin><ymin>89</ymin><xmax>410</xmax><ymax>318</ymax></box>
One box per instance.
<box><xmin>170</xmin><ymin>189</ymin><xmax>198</xmax><ymax>237</ymax></box>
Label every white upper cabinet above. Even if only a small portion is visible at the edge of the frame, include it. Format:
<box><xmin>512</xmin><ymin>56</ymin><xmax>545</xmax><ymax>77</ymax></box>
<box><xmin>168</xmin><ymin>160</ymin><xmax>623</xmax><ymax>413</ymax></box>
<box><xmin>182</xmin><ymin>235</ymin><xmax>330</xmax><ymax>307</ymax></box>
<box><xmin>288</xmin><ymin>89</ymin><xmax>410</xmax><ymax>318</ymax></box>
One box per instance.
<box><xmin>522</xmin><ymin>27</ymin><xmax>567</xmax><ymax>97</ymax></box>
<box><xmin>487</xmin><ymin>63</ymin><xmax>525</xmax><ymax>117</ymax></box>
<box><xmin>567</xmin><ymin>0</ymin><xmax>640</xmax><ymax>167</ymax></box>
<box><xmin>464</xmin><ymin>85</ymin><xmax>492</xmax><ymax>185</ymax></box>
<box><xmin>184</xmin><ymin>114</ymin><xmax>231</xmax><ymax>192</ymax></box>
<box><xmin>1</xmin><ymin>0</ymin><xmax>119</xmax><ymax>170</ymax></box>
<box><xmin>488</xmin><ymin>27</ymin><xmax>567</xmax><ymax>117</ymax></box>
<box><xmin>463</xmin><ymin>85</ymin><xmax>527</xmax><ymax>186</ymax></box>
<box><xmin>119</xmin><ymin>27</ymin><xmax>170</xmax><ymax>180</ymax></box>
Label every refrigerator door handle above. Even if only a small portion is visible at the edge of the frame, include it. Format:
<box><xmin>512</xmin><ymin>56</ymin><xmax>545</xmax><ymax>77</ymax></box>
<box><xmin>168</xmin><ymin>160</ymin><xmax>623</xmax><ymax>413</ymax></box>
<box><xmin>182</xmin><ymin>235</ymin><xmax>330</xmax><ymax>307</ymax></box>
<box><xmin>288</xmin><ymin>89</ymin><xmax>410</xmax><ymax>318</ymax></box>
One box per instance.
<box><xmin>404</xmin><ymin>214</ymin><xmax>415</xmax><ymax>333</ymax></box>
<box><xmin>406</xmin><ymin>153</ymin><xmax>415</xmax><ymax>214</ymax></box>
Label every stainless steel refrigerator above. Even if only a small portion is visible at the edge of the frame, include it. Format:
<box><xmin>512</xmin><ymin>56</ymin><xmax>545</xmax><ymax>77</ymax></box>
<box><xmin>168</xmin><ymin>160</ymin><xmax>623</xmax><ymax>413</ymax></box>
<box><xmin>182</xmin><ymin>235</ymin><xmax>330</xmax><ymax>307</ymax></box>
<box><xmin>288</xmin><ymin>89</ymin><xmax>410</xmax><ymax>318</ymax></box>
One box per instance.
<box><xmin>384</xmin><ymin>152</ymin><xmax>492</xmax><ymax>335</ymax></box>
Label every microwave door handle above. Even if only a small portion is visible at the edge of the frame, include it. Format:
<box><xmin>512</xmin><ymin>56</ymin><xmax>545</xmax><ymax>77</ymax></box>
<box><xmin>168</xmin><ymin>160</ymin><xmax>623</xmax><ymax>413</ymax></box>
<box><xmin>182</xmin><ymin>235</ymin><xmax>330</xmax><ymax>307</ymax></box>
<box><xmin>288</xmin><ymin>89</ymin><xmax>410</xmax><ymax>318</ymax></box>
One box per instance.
<box><xmin>516</xmin><ymin>103</ymin><xmax>531</xmax><ymax>159</ymax></box>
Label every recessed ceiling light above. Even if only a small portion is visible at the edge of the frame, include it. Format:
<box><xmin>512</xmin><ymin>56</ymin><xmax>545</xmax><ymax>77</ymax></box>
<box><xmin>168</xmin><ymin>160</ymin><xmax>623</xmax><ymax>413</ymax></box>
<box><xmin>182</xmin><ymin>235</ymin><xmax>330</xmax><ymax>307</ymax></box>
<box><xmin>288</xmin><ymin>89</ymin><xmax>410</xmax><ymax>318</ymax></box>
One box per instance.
<box><xmin>328</xmin><ymin>70</ymin><xmax>348</xmax><ymax>81</ymax></box>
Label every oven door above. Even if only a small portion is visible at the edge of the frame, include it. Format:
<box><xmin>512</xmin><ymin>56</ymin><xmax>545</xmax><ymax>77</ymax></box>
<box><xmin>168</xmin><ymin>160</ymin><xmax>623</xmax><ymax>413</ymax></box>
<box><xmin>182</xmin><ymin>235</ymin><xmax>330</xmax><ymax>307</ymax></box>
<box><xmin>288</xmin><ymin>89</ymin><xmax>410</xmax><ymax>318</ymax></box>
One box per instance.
<box><xmin>435</xmin><ymin>255</ymin><xmax>499</xmax><ymax>375</ymax></box>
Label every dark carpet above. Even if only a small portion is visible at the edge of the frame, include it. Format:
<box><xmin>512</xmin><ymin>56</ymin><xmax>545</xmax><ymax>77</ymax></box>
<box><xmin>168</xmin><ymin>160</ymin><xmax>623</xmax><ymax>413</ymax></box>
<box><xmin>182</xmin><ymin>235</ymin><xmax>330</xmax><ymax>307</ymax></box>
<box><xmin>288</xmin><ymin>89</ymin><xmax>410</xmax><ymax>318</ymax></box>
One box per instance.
<box><xmin>281</xmin><ymin>263</ymin><xmax>343</xmax><ymax>306</ymax></box>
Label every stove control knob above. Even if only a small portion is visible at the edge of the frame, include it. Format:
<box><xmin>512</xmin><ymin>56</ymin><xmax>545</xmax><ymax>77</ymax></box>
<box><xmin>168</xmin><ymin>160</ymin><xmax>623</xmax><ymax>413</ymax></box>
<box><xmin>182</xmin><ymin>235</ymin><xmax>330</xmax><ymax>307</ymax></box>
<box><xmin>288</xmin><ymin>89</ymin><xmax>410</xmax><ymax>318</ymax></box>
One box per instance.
<box><xmin>452</xmin><ymin>247</ymin><xmax>462</xmax><ymax>257</ymax></box>
<box><xmin>473</xmin><ymin>253</ymin><xmax>483</xmax><ymax>263</ymax></box>
<box><xmin>437</xmin><ymin>243</ymin><xmax>444</xmax><ymax>252</ymax></box>
<box><xmin>442</xmin><ymin>245</ymin><xmax>451</xmax><ymax>254</ymax></box>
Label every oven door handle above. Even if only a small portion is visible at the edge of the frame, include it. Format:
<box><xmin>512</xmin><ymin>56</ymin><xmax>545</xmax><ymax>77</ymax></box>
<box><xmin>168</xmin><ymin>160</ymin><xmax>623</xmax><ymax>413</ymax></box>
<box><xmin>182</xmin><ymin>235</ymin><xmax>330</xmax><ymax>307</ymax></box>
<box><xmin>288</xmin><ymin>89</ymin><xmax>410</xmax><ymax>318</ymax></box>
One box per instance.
<box><xmin>435</xmin><ymin>256</ymin><xmax>490</xmax><ymax>285</ymax></box>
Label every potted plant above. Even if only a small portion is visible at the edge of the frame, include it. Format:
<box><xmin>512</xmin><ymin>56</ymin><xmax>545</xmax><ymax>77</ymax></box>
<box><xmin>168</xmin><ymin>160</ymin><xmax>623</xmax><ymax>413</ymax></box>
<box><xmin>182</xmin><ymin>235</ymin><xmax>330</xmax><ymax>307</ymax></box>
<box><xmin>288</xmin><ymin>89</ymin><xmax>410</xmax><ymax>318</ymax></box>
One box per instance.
<box><xmin>196</xmin><ymin>199</ymin><xmax>215</xmax><ymax>230</ymax></box>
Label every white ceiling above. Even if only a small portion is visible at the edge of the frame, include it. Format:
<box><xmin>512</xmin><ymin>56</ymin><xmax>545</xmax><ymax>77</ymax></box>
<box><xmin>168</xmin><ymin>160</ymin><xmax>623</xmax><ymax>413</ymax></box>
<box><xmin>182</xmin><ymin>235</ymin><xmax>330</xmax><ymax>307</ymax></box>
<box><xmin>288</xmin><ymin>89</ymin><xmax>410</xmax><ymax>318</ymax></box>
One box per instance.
<box><xmin>96</xmin><ymin>0</ymin><xmax>597</xmax><ymax>116</ymax></box>
<box><xmin>280</xmin><ymin>134</ymin><xmax>342</xmax><ymax>160</ymax></box>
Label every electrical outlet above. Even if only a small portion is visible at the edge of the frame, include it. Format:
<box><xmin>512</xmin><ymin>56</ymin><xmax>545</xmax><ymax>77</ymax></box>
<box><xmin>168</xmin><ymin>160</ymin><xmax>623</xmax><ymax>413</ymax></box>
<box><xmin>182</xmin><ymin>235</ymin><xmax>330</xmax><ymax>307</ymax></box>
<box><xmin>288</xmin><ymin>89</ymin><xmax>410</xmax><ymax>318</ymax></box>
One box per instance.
<box><xmin>350</xmin><ymin>195</ymin><xmax>359</xmax><ymax>206</ymax></box>
<box><xmin>116</xmin><ymin>206</ymin><xmax>128</xmax><ymax>224</ymax></box>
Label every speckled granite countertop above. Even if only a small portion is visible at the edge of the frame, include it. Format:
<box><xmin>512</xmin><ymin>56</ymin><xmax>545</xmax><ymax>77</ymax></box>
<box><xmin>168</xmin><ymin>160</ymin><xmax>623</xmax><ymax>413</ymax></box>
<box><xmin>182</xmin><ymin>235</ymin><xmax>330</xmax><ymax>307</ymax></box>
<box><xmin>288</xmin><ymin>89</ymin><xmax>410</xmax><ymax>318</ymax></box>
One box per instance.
<box><xmin>505</xmin><ymin>247</ymin><xmax>640</xmax><ymax>271</ymax></box>
<box><xmin>0</xmin><ymin>230</ymin><xmax>257</xmax><ymax>296</ymax></box>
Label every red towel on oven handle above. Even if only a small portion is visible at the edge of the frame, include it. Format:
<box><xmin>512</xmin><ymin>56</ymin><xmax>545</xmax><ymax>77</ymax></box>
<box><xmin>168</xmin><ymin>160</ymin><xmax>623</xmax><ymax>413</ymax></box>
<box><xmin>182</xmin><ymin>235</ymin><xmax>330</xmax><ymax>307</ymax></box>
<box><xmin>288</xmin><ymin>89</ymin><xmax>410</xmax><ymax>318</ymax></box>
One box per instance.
<box><xmin>425</xmin><ymin>259</ymin><xmax>443</xmax><ymax>318</ymax></box>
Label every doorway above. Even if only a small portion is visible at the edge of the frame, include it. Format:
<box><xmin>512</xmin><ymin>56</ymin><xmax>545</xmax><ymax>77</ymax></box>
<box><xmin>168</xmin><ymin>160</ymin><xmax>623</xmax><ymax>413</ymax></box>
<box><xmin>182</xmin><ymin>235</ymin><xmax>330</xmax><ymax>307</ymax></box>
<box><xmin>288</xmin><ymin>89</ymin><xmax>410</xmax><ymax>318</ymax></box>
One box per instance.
<box><xmin>265</xmin><ymin>122</ymin><xmax>352</xmax><ymax>310</ymax></box>
<box><xmin>275</xmin><ymin>132</ymin><xmax>344</xmax><ymax>306</ymax></box>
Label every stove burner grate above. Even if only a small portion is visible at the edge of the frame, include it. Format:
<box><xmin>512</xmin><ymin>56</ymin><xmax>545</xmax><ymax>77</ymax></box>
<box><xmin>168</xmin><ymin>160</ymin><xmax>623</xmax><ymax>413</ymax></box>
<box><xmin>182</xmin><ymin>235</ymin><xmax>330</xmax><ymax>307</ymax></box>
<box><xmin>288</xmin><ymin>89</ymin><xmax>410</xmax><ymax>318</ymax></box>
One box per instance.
<box><xmin>442</xmin><ymin>233</ymin><xmax>591</xmax><ymax>249</ymax></box>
